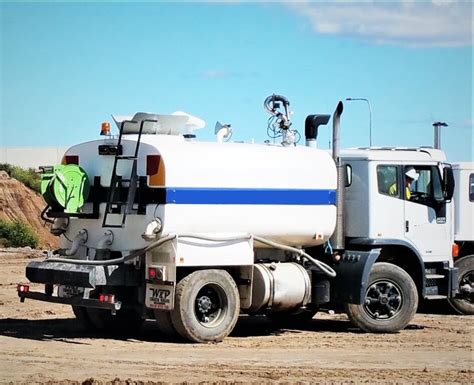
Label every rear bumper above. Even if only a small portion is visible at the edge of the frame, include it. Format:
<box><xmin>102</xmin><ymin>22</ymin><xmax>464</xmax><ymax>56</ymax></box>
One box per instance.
<box><xmin>26</xmin><ymin>260</ymin><xmax>141</xmax><ymax>288</ymax></box>
<box><xmin>18</xmin><ymin>289</ymin><xmax>121</xmax><ymax>311</ymax></box>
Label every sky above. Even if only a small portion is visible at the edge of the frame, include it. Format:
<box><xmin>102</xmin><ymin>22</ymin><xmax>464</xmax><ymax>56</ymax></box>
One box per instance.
<box><xmin>0</xmin><ymin>1</ymin><xmax>472</xmax><ymax>161</ymax></box>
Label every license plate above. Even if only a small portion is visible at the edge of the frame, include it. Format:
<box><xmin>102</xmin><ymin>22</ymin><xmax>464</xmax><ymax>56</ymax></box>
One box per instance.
<box><xmin>145</xmin><ymin>283</ymin><xmax>174</xmax><ymax>310</ymax></box>
<box><xmin>58</xmin><ymin>285</ymin><xmax>84</xmax><ymax>298</ymax></box>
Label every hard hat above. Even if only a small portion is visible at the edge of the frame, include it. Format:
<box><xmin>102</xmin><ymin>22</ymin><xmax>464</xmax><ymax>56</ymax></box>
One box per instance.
<box><xmin>405</xmin><ymin>168</ymin><xmax>418</xmax><ymax>181</ymax></box>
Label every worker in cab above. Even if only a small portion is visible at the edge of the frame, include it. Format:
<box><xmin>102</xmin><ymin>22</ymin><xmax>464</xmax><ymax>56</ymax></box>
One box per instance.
<box><xmin>389</xmin><ymin>167</ymin><xmax>418</xmax><ymax>199</ymax></box>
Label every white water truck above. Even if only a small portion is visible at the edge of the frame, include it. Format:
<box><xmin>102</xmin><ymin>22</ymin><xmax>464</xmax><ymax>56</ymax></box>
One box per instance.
<box><xmin>18</xmin><ymin>96</ymin><xmax>465</xmax><ymax>342</ymax></box>
<box><xmin>447</xmin><ymin>162</ymin><xmax>473</xmax><ymax>314</ymax></box>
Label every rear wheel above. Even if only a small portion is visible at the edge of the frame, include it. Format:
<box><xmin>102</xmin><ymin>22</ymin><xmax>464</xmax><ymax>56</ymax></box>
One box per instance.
<box><xmin>346</xmin><ymin>262</ymin><xmax>418</xmax><ymax>333</ymax></box>
<box><xmin>448</xmin><ymin>256</ymin><xmax>474</xmax><ymax>315</ymax></box>
<box><xmin>171</xmin><ymin>269</ymin><xmax>240</xmax><ymax>343</ymax></box>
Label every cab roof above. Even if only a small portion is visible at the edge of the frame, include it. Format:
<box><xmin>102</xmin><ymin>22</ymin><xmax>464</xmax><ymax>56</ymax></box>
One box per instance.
<box><xmin>340</xmin><ymin>147</ymin><xmax>447</xmax><ymax>162</ymax></box>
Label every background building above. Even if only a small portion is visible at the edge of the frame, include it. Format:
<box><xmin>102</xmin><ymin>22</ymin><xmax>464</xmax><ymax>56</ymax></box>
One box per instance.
<box><xmin>0</xmin><ymin>147</ymin><xmax>67</xmax><ymax>169</ymax></box>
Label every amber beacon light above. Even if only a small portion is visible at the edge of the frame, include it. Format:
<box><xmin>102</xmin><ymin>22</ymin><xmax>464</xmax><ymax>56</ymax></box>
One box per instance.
<box><xmin>100</xmin><ymin>122</ymin><xmax>111</xmax><ymax>136</ymax></box>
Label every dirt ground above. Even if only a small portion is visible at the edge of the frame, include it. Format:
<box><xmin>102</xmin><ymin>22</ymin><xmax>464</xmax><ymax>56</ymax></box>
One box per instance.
<box><xmin>0</xmin><ymin>250</ymin><xmax>472</xmax><ymax>385</ymax></box>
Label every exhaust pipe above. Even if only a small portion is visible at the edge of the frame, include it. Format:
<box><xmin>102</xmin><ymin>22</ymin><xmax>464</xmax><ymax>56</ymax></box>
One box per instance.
<box><xmin>330</xmin><ymin>101</ymin><xmax>345</xmax><ymax>252</ymax></box>
<box><xmin>433</xmin><ymin>121</ymin><xmax>448</xmax><ymax>150</ymax></box>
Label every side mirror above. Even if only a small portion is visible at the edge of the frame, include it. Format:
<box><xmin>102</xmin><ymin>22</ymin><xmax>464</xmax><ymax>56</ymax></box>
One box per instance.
<box><xmin>345</xmin><ymin>164</ymin><xmax>352</xmax><ymax>187</ymax></box>
<box><xmin>442</xmin><ymin>166</ymin><xmax>455</xmax><ymax>201</ymax></box>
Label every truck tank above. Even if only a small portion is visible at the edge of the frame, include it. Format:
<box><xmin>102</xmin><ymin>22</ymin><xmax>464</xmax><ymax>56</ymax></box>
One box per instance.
<box><xmin>58</xmin><ymin>133</ymin><xmax>337</xmax><ymax>252</ymax></box>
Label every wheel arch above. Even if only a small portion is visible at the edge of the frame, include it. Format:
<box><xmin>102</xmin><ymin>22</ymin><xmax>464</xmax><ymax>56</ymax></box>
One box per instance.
<box><xmin>347</xmin><ymin>238</ymin><xmax>426</xmax><ymax>298</ymax></box>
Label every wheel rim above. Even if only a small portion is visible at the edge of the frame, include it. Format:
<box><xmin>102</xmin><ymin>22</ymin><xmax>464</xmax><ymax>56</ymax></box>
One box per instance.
<box><xmin>363</xmin><ymin>279</ymin><xmax>402</xmax><ymax>320</ymax></box>
<box><xmin>458</xmin><ymin>270</ymin><xmax>473</xmax><ymax>304</ymax></box>
<box><xmin>194</xmin><ymin>283</ymin><xmax>228</xmax><ymax>327</ymax></box>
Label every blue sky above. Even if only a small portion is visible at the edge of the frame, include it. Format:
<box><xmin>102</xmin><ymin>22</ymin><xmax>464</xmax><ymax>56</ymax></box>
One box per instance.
<box><xmin>1</xmin><ymin>1</ymin><xmax>472</xmax><ymax>161</ymax></box>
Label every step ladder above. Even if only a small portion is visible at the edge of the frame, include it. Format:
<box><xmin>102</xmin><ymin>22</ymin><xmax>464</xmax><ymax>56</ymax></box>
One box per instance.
<box><xmin>102</xmin><ymin>118</ymin><xmax>157</xmax><ymax>228</ymax></box>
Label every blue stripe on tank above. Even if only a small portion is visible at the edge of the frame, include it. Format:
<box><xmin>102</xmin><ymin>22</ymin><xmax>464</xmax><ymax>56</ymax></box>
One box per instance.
<box><xmin>164</xmin><ymin>187</ymin><xmax>336</xmax><ymax>205</ymax></box>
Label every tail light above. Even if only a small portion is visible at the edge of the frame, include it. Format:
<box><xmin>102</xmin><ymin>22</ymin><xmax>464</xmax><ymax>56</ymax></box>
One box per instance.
<box><xmin>62</xmin><ymin>155</ymin><xmax>79</xmax><ymax>165</ymax></box>
<box><xmin>147</xmin><ymin>266</ymin><xmax>165</xmax><ymax>280</ymax></box>
<box><xmin>99</xmin><ymin>294</ymin><xmax>115</xmax><ymax>303</ymax></box>
<box><xmin>147</xmin><ymin>155</ymin><xmax>165</xmax><ymax>186</ymax></box>
<box><xmin>17</xmin><ymin>284</ymin><xmax>30</xmax><ymax>293</ymax></box>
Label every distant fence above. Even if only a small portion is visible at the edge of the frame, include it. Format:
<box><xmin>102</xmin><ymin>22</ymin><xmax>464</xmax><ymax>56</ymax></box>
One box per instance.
<box><xmin>0</xmin><ymin>147</ymin><xmax>68</xmax><ymax>169</ymax></box>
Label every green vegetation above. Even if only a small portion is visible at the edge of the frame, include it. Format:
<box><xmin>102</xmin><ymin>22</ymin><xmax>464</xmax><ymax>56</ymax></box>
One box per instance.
<box><xmin>0</xmin><ymin>163</ymin><xmax>41</xmax><ymax>192</ymax></box>
<box><xmin>0</xmin><ymin>219</ymin><xmax>39</xmax><ymax>248</ymax></box>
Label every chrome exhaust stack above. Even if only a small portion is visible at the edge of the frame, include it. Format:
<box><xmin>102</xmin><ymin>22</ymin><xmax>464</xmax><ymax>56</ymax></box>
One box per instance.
<box><xmin>330</xmin><ymin>101</ymin><xmax>345</xmax><ymax>252</ymax></box>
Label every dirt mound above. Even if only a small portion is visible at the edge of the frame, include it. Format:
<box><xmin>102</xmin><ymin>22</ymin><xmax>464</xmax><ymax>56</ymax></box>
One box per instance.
<box><xmin>0</xmin><ymin>172</ymin><xmax>59</xmax><ymax>249</ymax></box>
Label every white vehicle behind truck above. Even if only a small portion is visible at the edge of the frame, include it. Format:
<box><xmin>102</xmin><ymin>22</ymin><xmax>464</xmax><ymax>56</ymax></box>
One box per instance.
<box><xmin>448</xmin><ymin>162</ymin><xmax>473</xmax><ymax>314</ymax></box>
<box><xmin>18</xmin><ymin>96</ymin><xmax>461</xmax><ymax>342</ymax></box>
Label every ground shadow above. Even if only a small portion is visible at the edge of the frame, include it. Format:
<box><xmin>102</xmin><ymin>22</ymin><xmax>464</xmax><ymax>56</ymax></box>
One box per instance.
<box><xmin>0</xmin><ymin>306</ymin><xmax>454</xmax><ymax>344</ymax></box>
<box><xmin>0</xmin><ymin>314</ymin><xmax>361</xmax><ymax>344</ymax></box>
<box><xmin>417</xmin><ymin>299</ymin><xmax>458</xmax><ymax>315</ymax></box>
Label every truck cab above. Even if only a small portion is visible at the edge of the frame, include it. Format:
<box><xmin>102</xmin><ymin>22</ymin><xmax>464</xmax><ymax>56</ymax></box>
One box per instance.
<box><xmin>342</xmin><ymin>147</ymin><xmax>457</xmax><ymax>301</ymax></box>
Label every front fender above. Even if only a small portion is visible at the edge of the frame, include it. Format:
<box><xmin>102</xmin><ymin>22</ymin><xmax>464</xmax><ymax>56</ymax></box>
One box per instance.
<box><xmin>330</xmin><ymin>249</ymin><xmax>381</xmax><ymax>305</ymax></box>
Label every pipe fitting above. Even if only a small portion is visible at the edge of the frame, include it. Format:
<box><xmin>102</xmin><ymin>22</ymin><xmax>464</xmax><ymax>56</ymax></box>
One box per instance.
<box><xmin>142</xmin><ymin>218</ymin><xmax>162</xmax><ymax>241</ymax></box>
<box><xmin>54</xmin><ymin>229</ymin><xmax>87</xmax><ymax>257</ymax></box>
<box><xmin>51</xmin><ymin>218</ymin><xmax>68</xmax><ymax>236</ymax></box>
<box><xmin>97</xmin><ymin>230</ymin><xmax>114</xmax><ymax>250</ymax></box>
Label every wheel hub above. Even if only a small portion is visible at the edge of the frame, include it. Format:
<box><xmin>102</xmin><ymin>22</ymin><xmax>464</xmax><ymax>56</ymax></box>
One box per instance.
<box><xmin>459</xmin><ymin>271</ymin><xmax>473</xmax><ymax>303</ymax></box>
<box><xmin>194</xmin><ymin>283</ymin><xmax>227</xmax><ymax>327</ymax></box>
<box><xmin>197</xmin><ymin>296</ymin><xmax>212</xmax><ymax>313</ymax></box>
<box><xmin>363</xmin><ymin>280</ymin><xmax>402</xmax><ymax>320</ymax></box>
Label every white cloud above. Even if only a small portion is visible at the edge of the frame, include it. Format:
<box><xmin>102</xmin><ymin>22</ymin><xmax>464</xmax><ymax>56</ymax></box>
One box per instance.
<box><xmin>202</xmin><ymin>70</ymin><xmax>232</xmax><ymax>78</ymax></box>
<box><xmin>286</xmin><ymin>1</ymin><xmax>473</xmax><ymax>47</ymax></box>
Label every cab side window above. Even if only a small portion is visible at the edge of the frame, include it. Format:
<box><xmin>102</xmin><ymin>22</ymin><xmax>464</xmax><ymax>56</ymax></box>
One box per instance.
<box><xmin>405</xmin><ymin>165</ymin><xmax>443</xmax><ymax>207</ymax></box>
<box><xmin>377</xmin><ymin>165</ymin><xmax>399</xmax><ymax>197</ymax></box>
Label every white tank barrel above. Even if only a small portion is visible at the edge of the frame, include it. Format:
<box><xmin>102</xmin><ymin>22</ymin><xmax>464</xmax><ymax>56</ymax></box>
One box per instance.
<box><xmin>63</xmin><ymin>134</ymin><xmax>337</xmax><ymax>250</ymax></box>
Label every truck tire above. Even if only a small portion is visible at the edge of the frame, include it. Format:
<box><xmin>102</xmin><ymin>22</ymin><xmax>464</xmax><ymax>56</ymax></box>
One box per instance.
<box><xmin>154</xmin><ymin>310</ymin><xmax>179</xmax><ymax>338</ymax></box>
<box><xmin>170</xmin><ymin>269</ymin><xmax>240</xmax><ymax>343</ymax></box>
<box><xmin>448</xmin><ymin>256</ymin><xmax>473</xmax><ymax>315</ymax></box>
<box><xmin>86</xmin><ymin>308</ymin><xmax>144</xmax><ymax>334</ymax></box>
<box><xmin>72</xmin><ymin>305</ymin><xmax>94</xmax><ymax>330</ymax></box>
<box><xmin>345</xmin><ymin>262</ymin><xmax>418</xmax><ymax>333</ymax></box>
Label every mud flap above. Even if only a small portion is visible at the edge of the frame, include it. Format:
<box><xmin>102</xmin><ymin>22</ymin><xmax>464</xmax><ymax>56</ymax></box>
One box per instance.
<box><xmin>330</xmin><ymin>249</ymin><xmax>381</xmax><ymax>305</ymax></box>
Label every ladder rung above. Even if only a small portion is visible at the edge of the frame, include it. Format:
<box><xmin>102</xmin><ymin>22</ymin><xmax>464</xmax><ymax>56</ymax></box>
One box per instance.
<box><xmin>116</xmin><ymin>156</ymin><xmax>137</xmax><ymax>160</ymax></box>
<box><xmin>102</xmin><ymin>224</ymin><xmax>124</xmax><ymax>228</ymax></box>
<box><xmin>425</xmin><ymin>294</ymin><xmax>446</xmax><ymax>300</ymax></box>
<box><xmin>426</xmin><ymin>274</ymin><xmax>445</xmax><ymax>279</ymax></box>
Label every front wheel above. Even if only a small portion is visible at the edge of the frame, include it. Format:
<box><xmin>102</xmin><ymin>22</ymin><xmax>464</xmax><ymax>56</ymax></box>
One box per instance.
<box><xmin>448</xmin><ymin>256</ymin><xmax>474</xmax><ymax>315</ymax></box>
<box><xmin>171</xmin><ymin>269</ymin><xmax>240</xmax><ymax>343</ymax></box>
<box><xmin>346</xmin><ymin>262</ymin><xmax>418</xmax><ymax>333</ymax></box>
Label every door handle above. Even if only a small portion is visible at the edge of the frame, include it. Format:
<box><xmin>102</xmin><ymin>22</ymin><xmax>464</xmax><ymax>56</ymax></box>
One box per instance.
<box><xmin>405</xmin><ymin>220</ymin><xmax>409</xmax><ymax>232</ymax></box>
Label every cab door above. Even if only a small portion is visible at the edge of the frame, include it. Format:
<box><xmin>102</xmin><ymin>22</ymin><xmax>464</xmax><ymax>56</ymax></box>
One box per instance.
<box><xmin>403</xmin><ymin>164</ymin><xmax>451</xmax><ymax>261</ymax></box>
